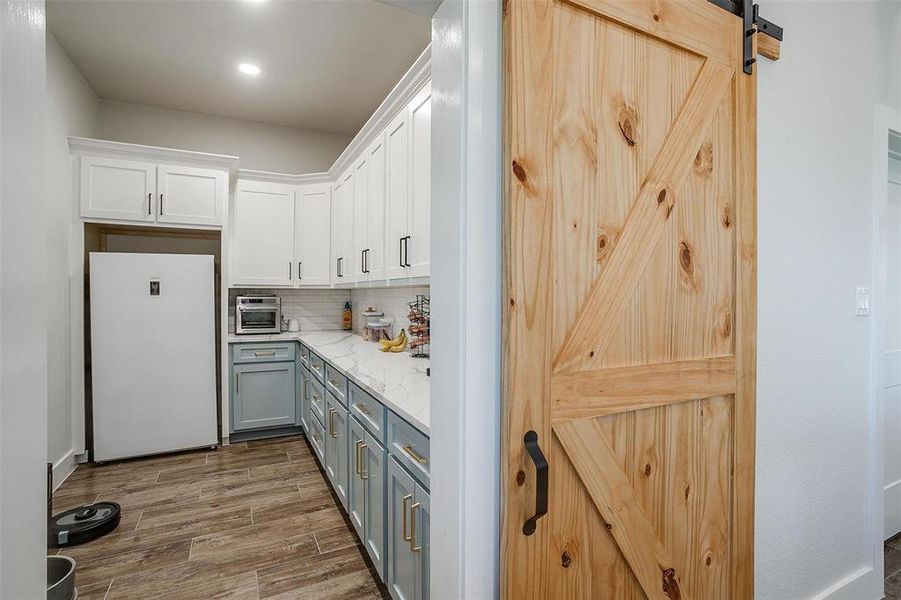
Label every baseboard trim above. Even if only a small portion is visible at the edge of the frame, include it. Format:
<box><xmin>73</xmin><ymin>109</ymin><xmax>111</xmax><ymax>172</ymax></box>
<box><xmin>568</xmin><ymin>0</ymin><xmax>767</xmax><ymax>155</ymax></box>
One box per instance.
<box><xmin>51</xmin><ymin>449</ymin><xmax>77</xmax><ymax>491</ymax></box>
<box><xmin>812</xmin><ymin>566</ymin><xmax>880</xmax><ymax>600</ymax></box>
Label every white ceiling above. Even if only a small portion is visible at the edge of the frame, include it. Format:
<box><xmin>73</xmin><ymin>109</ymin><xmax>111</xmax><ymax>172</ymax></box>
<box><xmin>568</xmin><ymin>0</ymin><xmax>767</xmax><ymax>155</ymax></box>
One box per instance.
<box><xmin>47</xmin><ymin>0</ymin><xmax>431</xmax><ymax>136</ymax></box>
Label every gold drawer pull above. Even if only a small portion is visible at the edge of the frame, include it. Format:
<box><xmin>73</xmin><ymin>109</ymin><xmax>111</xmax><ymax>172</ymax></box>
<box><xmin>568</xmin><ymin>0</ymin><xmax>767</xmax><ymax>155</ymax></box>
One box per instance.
<box><xmin>402</xmin><ymin>494</ymin><xmax>412</xmax><ymax>542</ymax></box>
<box><xmin>410</xmin><ymin>502</ymin><xmax>421</xmax><ymax>552</ymax></box>
<box><xmin>360</xmin><ymin>443</ymin><xmax>368</xmax><ymax>480</ymax></box>
<box><xmin>254</xmin><ymin>350</ymin><xmax>276</xmax><ymax>357</ymax></box>
<box><xmin>403</xmin><ymin>444</ymin><xmax>427</xmax><ymax>465</ymax></box>
<box><xmin>328</xmin><ymin>408</ymin><xmax>337</xmax><ymax>438</ymax></box>
<box><xmin>354</xmin><ymin>402</ymin><xmax>371</xmax><ymax>416</ymax></box>
<box><xmin>355</xmin><ymin>439</ymin><xmax>363</xmax><ymax>476</ymax></box>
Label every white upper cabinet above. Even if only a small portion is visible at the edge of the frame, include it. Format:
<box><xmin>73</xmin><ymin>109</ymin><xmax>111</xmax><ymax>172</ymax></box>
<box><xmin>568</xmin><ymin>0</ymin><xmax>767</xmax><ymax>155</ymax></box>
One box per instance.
<box><xmin>295</xmin><ymin>184</ymin><xmax>332</xmax><ymax>287</ymax></box>
<box><xmin>231</xmin><ymin>180</ymin><xmax>296</xmax><ymax>287</ymax></box>
<box><xmin>74</xmin><ymin>139</ymin><xmax>233</xmax><ymax>229</ymax></box>
<box><xmin>157</xmin><ymin>164</ymin><xmax>226</xmax><ymax>227</ymax></box>
<box><xmin>330</xmin><ymin>179</ymin><xmax>343</xmax><ymax>285</ymax></box>
<box><xmin>340</xmin><ymin>170</ymin><xmax>356</xmax><ymax>284</ymax></box>
<box><xmin>80</xmin><ymin>156</ymin><xmax>157</xmax><ymax>222</ymax></box>
<box><xmin>365</xmin><ymin>134</ymin><xmax>386</xmax><ymax>281</ymax></box>
<box><xmin>352</xmin><ymin>155</ymin><xmax>369</xmax><ymax>281</ymax></box>
<box><xmin>384</xmin><ymin>110</ymin><xmax>410</xmax><ymax>280</ymax></box>
<box><xmin>385</xmin><ymin>82</ymin><xmax>431</xmax><ymax>281</ymax></box>
<box><xmin>407</xmin><ymin>83</ymin><xmax>431</xmax><ymax>278</ymax></box>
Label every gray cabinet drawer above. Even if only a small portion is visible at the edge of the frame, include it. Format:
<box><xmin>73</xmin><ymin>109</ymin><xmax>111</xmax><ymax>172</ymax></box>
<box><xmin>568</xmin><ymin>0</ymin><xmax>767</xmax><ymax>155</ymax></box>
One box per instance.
<box><xmin>309</xmin><ymin>411</ymin><xmax>325</xmax><ymax>463</ymax></box>
<box><xmin>309</xmin><ymin>351</ymin><xmax>325</xmax><ymax>383</ymax></box>
<box><xmin>349</xmin><ymin>383</ymin><xmax>386</xmax><ymax>444</ymax></box>
<box><xmin>387</xmin><ymin>412</ymin><xmax>430</xmax><ymax>490</ymax></box>
<box><xmin>309</xmin><ymin>376</ymin><xmax>326</xmax><ymax>426</ymax></box>
<box><xmin>324</xmin><ymin>363</ymin><xmax>348</xmax><ymax>405</ymax></box>
<box><xmin>233</xmin><ymin>342</ymin><xmax>295</xmax><ymax>364</ymax></box>
<box><xmin>299</xmin><ymin>344</ymin><xmax>310</xmax><ymax>367</ymax></box>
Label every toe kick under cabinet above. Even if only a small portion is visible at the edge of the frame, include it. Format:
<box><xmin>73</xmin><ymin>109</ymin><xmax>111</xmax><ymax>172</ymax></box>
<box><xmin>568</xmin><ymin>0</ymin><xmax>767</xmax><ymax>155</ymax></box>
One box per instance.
<box><xmin>295</xmin><ymin>343</ymin><xmax>429</xmax><ymax>600</ymax></box>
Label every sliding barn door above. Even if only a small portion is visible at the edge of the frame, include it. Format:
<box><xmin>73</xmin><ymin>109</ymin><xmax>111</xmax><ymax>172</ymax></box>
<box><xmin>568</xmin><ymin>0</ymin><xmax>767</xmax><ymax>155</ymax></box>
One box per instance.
<box><xmin>502</xmin><ymin>0</ymin><xmax>757</xmax><ymax>598</ymax></box>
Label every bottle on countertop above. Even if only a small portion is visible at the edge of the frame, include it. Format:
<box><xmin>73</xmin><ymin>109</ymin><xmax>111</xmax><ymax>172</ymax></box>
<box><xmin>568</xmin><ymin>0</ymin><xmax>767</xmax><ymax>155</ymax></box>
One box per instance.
<box><xmin>342</xmin><ymin>301</ymin><xmax>352</xmax><ymax>331</ymax></box>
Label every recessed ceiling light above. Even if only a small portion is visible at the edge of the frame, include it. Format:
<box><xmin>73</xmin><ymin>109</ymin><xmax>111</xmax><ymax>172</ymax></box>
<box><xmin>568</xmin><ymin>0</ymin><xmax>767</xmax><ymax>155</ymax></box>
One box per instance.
<box><xmin>238</xmin><ymin>63</ymin><xmax>261</xmax><ymax>76</ymax></box>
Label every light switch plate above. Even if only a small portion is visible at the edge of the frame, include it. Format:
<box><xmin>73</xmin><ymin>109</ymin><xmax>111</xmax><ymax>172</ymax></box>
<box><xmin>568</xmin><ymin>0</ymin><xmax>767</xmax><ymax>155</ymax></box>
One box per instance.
<box><xmin>855</xmin><ymin>287</ymin><xmax>871</xmax><ymax>316</ymax></box>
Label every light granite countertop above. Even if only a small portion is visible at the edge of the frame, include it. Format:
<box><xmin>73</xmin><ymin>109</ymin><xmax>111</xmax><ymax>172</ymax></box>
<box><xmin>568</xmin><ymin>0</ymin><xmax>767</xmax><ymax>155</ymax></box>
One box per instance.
<box><xmin>227</xmin><ymin>331</ymin><xmax>430</xmax><ymax>434</ymax></box>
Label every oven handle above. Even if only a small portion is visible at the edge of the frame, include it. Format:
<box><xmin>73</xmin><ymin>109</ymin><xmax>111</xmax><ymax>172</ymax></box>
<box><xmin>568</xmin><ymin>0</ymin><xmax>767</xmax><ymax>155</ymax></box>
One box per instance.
<box><xmin>237</xmin><ymin>306</ymin><xmax>279</xmax><ymax>312</ymax></box>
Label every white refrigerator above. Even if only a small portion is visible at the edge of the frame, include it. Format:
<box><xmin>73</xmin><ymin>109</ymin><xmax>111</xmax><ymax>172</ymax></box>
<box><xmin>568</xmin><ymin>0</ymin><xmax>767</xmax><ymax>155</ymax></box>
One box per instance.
<box><xmin>90</xmin><ymin>252</ymin><xmax>218</xmax><ymax>461</ymax></box>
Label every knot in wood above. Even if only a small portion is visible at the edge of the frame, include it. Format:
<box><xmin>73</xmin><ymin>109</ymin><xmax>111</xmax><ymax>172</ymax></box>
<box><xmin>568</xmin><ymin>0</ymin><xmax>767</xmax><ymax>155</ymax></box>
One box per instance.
<box><xmin>661</xmin><ymin>568</ymin><xmax>681</xmax><ymax>599</ymax></box>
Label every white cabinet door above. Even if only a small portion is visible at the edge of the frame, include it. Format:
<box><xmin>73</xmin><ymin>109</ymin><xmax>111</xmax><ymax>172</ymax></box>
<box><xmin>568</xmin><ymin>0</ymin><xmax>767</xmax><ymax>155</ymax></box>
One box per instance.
<box><xmin>365</xmin><ymin>134</ymin><xmax>387</xmax><ymax>281</ymax></box>
<box><xmin>352</xmin><ymin>156</ymin><xmax>369</xmax><ymax>282</ymax></box>
<box><xmin>385</xmin><ymin>110</ymin><xmax>410</xmax><ymax>280</ymax></box>
<box><xmin>296</xmin><ymin>184</ymin><xmax>331</xmax><ymax>286</ymax></box>
<box><xmin>231</xmin><ymin>180</ymin><xmax>296</xmax><ymax>287</ymax></box>
<box><xmin>341</xmin><ymin>170</ymin><xmax>356</xmax><ymax>284</ymax></box>
<box><xmin>407</xmin><ymin>83</ymin><xmax>431</xmax><ymax>278</ymax></box>
<box><xmin>80</xmin><ymin>156</ymin><xmax>157</xmax><ymax>222</ymax></box>
<box><xmin>331</xmin><ymin>180</ymin><xmax>344</xmax><ymax>285</ymax></box>
<box><xmin>157</xmin><ymin>164</ymin><xmax>226</xmax><ymax>227</ymax></box>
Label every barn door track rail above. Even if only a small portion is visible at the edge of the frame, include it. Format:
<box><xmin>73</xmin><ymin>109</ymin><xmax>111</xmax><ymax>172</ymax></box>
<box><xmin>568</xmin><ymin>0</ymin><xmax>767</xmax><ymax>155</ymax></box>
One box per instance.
<box><xmin>707</xmin><ymin>0</ymin><xmax>784</xmax><ymax>74</ymax></box>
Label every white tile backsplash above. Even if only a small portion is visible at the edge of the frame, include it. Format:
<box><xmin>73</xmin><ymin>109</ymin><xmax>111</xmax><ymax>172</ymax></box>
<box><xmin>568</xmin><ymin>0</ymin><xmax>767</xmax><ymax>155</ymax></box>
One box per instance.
<box><xmin>228</xmin><ymin>286</ymin><xmax>430</xmax><ymax>338</ymax></box>
<box><xmin>350</xmin><ymin>286</ymin><xmax>430</xmax><ymax>336</ymax></box>
<box><xmin>228</xmin><ymin>288</ymin><xmax>351</xmax><ymax>333</ymax></box>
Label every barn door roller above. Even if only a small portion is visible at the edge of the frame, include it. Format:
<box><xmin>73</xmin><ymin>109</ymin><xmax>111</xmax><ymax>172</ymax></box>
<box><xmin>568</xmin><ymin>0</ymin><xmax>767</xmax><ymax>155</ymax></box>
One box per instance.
<box><xmin>707</xmin><ymin>0</ymin><xmax>784</xmax><ymax>74</ymax></box>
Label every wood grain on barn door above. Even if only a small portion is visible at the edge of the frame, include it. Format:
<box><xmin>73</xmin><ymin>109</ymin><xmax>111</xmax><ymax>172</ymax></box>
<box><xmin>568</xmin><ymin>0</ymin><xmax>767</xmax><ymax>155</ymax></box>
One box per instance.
<box><xmin>501</xmin><ymin>0</ymin><xmax>757</xmax><ymax>598</ymax></box>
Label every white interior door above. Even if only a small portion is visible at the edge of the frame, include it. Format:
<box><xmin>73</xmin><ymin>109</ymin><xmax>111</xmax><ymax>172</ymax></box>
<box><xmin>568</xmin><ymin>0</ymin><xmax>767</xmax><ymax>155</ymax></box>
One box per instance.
<box><xmin>231</xmin><ymin>180</ymin><xmax>296</xmax><ymax>287</ymax></box>
<box><xmin>157</xmin><ymin>164</ymin><xmax>226</xmax><ymax>227</ymax></box>
<box><xmin>297</xmin><ymin>184</ymin><xmax>332</xmax><ymax>286</ymax></box>
<box><xmin>90</xmin><ymin>253</ymin><xmax>217</xmax><ymax>461</ymax></box>
<box><xmin>80</xmin><ymin>156</ymin><xmax>156</xmax><ymax>222</ymax></box>
<box><xmin>885</xmin><ymin>165</ymin><xmax>901</xmax><ymax>539</ymax></box>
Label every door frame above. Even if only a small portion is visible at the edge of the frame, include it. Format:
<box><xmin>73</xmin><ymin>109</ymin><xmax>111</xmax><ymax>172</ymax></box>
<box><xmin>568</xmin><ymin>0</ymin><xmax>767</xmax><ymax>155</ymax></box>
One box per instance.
<box><xmin>867</xmin><ymin>104</ymin><xmax>901</xmax><ymax>598</ymax></box>
<box><xmin>429</xmin><ymin>0</ymin><xmax>503</xmax><ymax>598</ymax></box>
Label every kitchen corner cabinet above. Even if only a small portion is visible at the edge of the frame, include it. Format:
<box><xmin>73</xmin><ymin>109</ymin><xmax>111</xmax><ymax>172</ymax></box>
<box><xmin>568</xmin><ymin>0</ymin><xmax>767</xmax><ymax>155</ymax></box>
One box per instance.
<box><xmin>232</xmin><ymin>180</ymin><xmax>296</xmax><ymax>287</ymax></box>
<box><xmin>324</xmin><ymin>392</ymin><xmax>350</xmax><ymax>509</ymax></box>
<box><xmin>231</xmin><ymin>360</ymin><xmax>297</xmax><ymax>432</ymax></box>
<box><xmin>385</xmin><ymin>83</ymin><xmax>431</xmax><ymax>281</ymax></box>
<box><xmin>387</xmin><ymin>456</ymin><xmax>430</xmax><ymax>600</ymax></box>
<box><xmin>80</xmin><ymin>155</ymin><xmax>226</xmax><ymax>227</ymax></box>
<box><xmin>295</xmin><ymin>184</ymin><xmax>332</xmax><ymax>286</ymax></box>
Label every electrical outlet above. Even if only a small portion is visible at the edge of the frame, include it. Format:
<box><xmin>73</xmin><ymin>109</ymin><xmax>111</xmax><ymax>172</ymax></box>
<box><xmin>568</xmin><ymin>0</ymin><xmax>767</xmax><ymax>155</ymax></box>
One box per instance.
<box><xmin>855</xmin><ymin>287</ymin><xmax>871</xmax><ymax>317</ymax></box>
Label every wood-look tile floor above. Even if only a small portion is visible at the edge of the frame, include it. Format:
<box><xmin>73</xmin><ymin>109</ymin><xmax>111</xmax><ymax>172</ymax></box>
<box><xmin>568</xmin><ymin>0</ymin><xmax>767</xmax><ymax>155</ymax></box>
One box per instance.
<box><xmin>53</xmin><ymin>435</ymin><xmax>387</xmax><ymax>600</ymax></box>
<box><xmin>887</xmin><ymin>533</ymin><xmax>901</xmax><ymax>599</ymax></box>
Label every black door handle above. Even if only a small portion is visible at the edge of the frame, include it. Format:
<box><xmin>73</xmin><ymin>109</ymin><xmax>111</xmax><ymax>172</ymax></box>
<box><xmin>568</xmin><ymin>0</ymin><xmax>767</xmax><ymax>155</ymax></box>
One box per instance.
<box><xmin>399</xmin><ymin>237</ymin><xmax>404</xmax><ymax>268</ymax></box>
<box><xmin>522</xmin><ymin>430</ymin><xmax>548</xmax><ymax>536</ymax></box>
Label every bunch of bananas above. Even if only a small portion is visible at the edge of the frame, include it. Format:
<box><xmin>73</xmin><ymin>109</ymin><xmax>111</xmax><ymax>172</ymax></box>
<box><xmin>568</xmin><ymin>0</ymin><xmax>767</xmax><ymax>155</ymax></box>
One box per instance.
<box><xmin>379</xmin><ymin>329</ymin><xmax>407</xmax><ymax>353</ymax></box>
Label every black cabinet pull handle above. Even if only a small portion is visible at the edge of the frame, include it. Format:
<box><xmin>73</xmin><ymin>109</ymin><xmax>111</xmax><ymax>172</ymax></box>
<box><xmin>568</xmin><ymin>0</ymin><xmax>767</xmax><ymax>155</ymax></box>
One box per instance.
<box><xmin>361</xmin><ymin>249</ymin><xmax>365</xmax><ymax>274</ymax></box>
<box><xmin>160</xmin><ymin>193</ymin><xmax>164</xmax><ymax>215</ymax></box>
<box><xmin>404</xmin><ymin>236</ymin><xmax>411</xmax><ymax>268</ymax></box>
<box><xmin>522</xmin><ymin>430</ymin><xmax>548</xmax><ymax>536</ymax></box>
<box><xmin>399</xmin><ymin>237</ymin><xmax>404</xmax><ymax>268</ymax></box>
<box><xmin>148</xmin><ymin>192</ymin><xmax>152</xmax><ymax>215</ymax></box>
<box><xmin>298</xmin><ymin>261</ymin><xmax>302</xmax><ymax>280</ymax></box>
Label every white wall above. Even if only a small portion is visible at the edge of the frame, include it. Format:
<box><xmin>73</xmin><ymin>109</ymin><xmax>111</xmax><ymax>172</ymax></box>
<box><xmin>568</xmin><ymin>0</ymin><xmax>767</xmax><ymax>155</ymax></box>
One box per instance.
<box><xmin>0</xmin><ymin>0</ymin><xmax>49</xmax><ymax>597</ymax></box>
<box><xmin>756</xmin><ymin>2</ymin><xmax>899</xmax><ymax>598</ymax></box>
<box><xmin>97</xmin><ymin>100</ymin><xmax>351</xmax><ymax>173</ymax></box>
<box><xmin>45</xmin><ymin>32</ymin><xmax>98</xmax><ymax>487</ymax></box>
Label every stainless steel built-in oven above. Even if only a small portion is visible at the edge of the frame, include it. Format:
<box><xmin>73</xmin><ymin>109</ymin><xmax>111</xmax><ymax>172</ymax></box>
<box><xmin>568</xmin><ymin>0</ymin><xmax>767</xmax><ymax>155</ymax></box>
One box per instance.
<box><xmin>235</xmin><ymin>296</ymin><xmax>281</xmax><ymax>334</ymax></box>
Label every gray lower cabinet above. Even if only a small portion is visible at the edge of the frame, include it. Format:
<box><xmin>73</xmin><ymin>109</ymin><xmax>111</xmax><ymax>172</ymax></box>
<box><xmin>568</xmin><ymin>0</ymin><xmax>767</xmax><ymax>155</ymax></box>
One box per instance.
<box><xmin>298</xmin><ymin>365</ymin><xmax>311</xmax><ymax>432</ymax></box>
<box><xmin>349</xmin><ymin>417</ymin><xmax>388</xmax><ymax>579</ymax></box>
<box><xmin>324</xmin><ymin>392</ymin><xmax>349</xmax><ymax>510</ymax></box>
<box><xmin>348</xmin><ymin>418</ymin><xmax>367</xmax><ymax>536</ymax></box>
<box><xmin>387</xmin><ymin>456</ymin><xmax>429</xmax><ymax>600</ymax></box>
<box><xmin>231</xmin><ymin>361</ymin><xmax>296</xmax><ymax>432</ymax></box>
